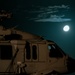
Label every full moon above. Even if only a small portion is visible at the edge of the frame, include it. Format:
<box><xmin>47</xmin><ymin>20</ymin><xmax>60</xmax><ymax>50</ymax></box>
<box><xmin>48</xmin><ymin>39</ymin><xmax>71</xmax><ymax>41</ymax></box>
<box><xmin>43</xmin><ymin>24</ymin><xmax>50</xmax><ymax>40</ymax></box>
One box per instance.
<box><xmin>63</xmin><ymin>25</ymin><xmax>70</xmax><ymax>32</ymax></box>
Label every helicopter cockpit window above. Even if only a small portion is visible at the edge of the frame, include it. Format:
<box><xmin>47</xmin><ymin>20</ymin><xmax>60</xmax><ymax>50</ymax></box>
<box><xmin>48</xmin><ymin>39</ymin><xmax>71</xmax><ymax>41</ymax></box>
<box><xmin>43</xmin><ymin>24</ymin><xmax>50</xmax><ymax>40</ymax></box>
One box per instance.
<box><xmin>32</xmin><ymin>45</ymin><xmax>37</xmax><ymax>60</ymax></box>
<box><xmin>48</xmin><ymin>44</ymin><xmax>63</xmax><ymax>58</ymax></box>
<box><xmin>0</xmin><ymin>45</ymin><xmax>12</xmax><ymax>60</ymax></box>
<box><xmin>25</xmin><ymin>41</ymin><xmax>31</xmax><ymax>60</ymax></box>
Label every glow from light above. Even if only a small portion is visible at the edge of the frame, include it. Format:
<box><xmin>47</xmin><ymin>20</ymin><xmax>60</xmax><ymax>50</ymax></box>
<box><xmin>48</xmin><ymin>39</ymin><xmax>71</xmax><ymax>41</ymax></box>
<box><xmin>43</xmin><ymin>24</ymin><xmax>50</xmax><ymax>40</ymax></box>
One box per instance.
<box><xmin>63</xmin><ymin>25</ymin><xmax>70</xmax><ymax>32</ymax></box>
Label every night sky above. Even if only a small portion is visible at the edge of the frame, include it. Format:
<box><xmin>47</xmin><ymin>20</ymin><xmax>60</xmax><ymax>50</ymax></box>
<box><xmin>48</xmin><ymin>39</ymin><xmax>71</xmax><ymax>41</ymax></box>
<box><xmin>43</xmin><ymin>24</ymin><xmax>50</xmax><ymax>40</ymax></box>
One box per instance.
<box><xmin>0</xmin><ymin>0</ymin><xmax>75</xmax><ymax>75</ymax></box>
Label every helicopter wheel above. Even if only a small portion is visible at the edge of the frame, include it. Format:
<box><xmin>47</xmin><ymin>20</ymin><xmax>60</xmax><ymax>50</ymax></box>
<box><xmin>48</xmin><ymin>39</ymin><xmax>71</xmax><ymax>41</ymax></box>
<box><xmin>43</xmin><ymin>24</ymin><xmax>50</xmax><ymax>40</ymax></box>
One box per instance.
<box><xmin>49</xmin><ymin>70</ymin><xmax>60</xmax><ymax>75</ymax></box>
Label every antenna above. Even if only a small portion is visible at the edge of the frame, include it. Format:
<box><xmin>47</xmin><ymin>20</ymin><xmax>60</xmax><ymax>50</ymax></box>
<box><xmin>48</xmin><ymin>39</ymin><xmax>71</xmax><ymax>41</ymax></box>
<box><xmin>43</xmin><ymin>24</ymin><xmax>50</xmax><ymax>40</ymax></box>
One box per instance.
<box><xmin>7</xmin><ymin>25</ymin><xmax>18</xmax><ymax>30</ymax></box>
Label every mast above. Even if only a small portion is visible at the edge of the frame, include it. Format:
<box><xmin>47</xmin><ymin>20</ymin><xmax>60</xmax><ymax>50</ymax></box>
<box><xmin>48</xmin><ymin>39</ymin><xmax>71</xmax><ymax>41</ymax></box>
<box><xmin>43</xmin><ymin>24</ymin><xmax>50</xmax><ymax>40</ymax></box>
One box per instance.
<box><xmin>0</xmin><ymin>10</ymin><xmax>12</xmax><ymax>25</ymax></box>
<box><xmin>0</xmin><ymin>10</ymin><xmax>12</xmax><ymax>20</ymax></box>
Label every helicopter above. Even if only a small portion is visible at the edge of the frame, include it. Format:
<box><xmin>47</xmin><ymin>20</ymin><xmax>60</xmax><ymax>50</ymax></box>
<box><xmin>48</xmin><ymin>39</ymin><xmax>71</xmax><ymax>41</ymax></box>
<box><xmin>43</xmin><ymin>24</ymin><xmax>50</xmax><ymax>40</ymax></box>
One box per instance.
<box><xmin>0</xmin><ymin>11</ymin><xmax>75</xmax><ymax>75</ymax></box>
<box><xmin>0</xmin><ymin>26</ymin><xmax>75</xmax><ymax>75</ymax></box>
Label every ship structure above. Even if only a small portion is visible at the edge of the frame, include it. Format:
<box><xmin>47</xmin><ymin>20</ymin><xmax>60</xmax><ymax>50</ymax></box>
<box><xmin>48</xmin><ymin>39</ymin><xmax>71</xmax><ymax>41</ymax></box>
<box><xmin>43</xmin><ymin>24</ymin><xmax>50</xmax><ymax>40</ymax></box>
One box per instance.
<box><xmin>0</xmin><ymin>10</ymin><xmax>75</xmax><ymax>75</ymax></box>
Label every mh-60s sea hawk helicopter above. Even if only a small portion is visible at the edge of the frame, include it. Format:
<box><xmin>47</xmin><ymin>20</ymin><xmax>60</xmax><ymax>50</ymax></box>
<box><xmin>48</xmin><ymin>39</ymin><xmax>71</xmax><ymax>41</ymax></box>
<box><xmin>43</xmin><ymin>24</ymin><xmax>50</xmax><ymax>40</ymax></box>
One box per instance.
<box><xmin>0</xmin><ymin>11</ymin><xmax>75</xmax><ymax>75</ymax></box>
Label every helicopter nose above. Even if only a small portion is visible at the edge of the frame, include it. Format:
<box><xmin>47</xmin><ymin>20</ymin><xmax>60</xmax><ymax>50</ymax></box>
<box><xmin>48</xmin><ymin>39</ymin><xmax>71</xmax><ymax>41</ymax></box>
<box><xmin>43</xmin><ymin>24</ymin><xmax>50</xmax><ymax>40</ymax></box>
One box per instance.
<box><xmin>67</xmin><ymin>57</ymin><xmax>75</xmax><ymax>73</ymax></box>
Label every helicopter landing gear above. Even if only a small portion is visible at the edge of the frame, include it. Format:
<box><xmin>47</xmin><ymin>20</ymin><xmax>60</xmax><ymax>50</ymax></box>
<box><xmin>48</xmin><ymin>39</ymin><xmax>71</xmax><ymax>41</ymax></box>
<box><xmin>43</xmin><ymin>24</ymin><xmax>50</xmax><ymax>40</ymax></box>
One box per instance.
<box><xmin>16</xmin><ymin>62</ymin><xmax>27</xmax><ymax>75</ymax></box>
<box><xmin>50</xmin><ymin>70</ymin><xmax>60</xmax><ymax>75</ymax></box>
<box><xmin>46</xmin><ymin>70</ymin><xmax>60</xmax><ymax>75</ymax></box>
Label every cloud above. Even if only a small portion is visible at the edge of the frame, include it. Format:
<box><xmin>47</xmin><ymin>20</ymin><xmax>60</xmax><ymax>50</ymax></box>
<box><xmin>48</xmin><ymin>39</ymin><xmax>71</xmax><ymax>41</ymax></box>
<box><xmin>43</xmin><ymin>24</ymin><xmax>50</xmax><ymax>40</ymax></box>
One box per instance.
<box><xmin>14</xmin><ymin>4</ymin><xmax>71</xmax><ymax>22</ymax></box>
<box><xmin>31</xmin><ymin>14</ymin><xmax>71</xmax><ymax>22</ymax></box>
<box><xmin>35</xmin><ymin>17</ymin><xmax>71</xmax><ymax>22</ymax></box>
<box><xmin>48</xmin><ymin>5</ymin><xmax>69</xmax><ymax>9</ymax></box>
<box><xmin>28</xmin><ymin>5</ymin><xmax>71</xmax><ymax>22</ymax></box>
